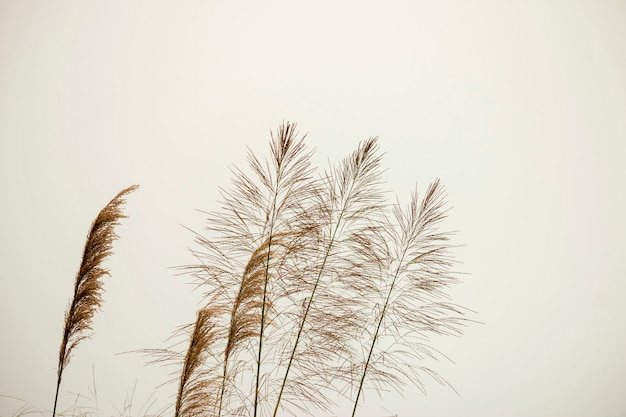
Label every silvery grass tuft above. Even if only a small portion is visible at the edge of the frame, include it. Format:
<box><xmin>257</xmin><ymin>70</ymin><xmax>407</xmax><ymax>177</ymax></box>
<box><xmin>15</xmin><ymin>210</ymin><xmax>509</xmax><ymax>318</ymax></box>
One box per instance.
<box><xmin>53</xmin><ymin>185</ymin><xmax>139</xmax><ymax>417</ymax></box>
<box><xmin>173</xmin><ymin>122</ymin><xmax>470</xmax><ymax>417</ymax></box>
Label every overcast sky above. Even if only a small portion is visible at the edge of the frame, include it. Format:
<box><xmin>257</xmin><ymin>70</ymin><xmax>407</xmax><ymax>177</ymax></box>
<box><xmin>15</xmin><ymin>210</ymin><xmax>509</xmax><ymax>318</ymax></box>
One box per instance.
<box><xmin>1</xmin><ymin>1</ymin><xmax>625</xmax><ymax>416</ymax></box>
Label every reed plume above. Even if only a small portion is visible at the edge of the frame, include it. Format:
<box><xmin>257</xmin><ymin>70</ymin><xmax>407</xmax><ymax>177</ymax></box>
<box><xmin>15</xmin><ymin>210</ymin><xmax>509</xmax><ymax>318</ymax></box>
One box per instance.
<box><xmin>351</xmin><ymin>179</ymin><xmax>467</xmax><ymax>416</ymax></box>
<box><xmin>217</xmin><ymin>231</ymin><xmax>307</xmax><ymax>416</ymax></box>
<box><xmin>53</xmin><ymin>185</ymin><xmax>138</xmax><ymax>417</ymax></box>
<box><xmin>175</xmin><ymin>307</ymin><xmax>222</xmax><ymax>417</ymax></box>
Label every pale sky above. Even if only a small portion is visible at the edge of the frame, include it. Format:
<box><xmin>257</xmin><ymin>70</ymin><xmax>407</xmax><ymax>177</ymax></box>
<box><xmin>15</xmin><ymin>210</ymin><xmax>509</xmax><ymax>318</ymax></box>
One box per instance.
<box><xmin>1</xmin><ymin>1</ymin><xmax>625</xmax><ymax>416</ymax></box>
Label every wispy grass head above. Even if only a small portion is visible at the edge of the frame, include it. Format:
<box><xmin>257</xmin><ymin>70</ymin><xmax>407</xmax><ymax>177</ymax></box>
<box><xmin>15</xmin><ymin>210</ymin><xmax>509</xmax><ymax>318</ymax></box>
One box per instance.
<box><xmin>53</xmin><ymin>185</ymin><xmax>139</xmax><ymax>417</ymax></box>
<box><xmin>175</xmin><ymin>307</ymin><xmax>222</xmax><ymax>417</ymax></box>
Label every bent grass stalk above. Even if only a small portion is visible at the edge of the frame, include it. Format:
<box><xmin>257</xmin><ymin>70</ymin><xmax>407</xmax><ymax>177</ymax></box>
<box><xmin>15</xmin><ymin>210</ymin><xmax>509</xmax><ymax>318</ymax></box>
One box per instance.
<box><xmin>175</xmin><ymin>307</ymin><xmax>221</xmax><ymax>417</ymax></box>
<box><xmin>53</xmin><ymin>185</ymin><xmax>138</xmax><ymax>417</ymax></box>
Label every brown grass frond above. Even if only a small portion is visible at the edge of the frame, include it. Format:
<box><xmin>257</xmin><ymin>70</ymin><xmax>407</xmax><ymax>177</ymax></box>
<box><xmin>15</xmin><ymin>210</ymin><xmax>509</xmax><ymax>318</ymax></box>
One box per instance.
<box><xmin>175</xmin><ymin>307</ymin><xmax>223</xmax><ymax>417</ymax></box>
<box><xmin>217</xmin><ymin>233</ymin><xmax>284</xmax><ymax>416</ymax></box>
<box><xmin>221</xmin><ymin>231</ymin><xmax>307</xmax><ymax>363</ymax></box>
<box><xmin>53</xmin><ymin>185</ymin><xmax>138</xmax><ymax>417</ymax></box>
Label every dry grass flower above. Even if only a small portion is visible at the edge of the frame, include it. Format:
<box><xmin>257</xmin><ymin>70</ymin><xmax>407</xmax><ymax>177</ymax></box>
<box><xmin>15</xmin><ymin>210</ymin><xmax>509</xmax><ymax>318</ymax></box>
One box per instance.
<box><xmin>53</xmin><ymin>185</ymin><xmax>139</xmax><ymax>417</ymax></box>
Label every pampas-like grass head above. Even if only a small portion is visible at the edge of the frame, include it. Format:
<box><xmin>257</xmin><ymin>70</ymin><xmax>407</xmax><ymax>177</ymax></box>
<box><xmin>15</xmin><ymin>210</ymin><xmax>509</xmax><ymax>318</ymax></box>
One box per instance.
<box><xmin>175</xmin><ymin>307</ymin><xmax>222</xmax><ymax>417</ymax></box>
<box><xmin>53</xmin><ymin>185</ymin><xmax>138</xmax><ymax>417</ymax></box>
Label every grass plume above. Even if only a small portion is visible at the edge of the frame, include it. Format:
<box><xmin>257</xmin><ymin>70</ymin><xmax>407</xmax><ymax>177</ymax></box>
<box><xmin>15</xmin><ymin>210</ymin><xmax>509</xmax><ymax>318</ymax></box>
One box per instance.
<box><xmin>53</xmin><ymin>185</ymin><xmax>139</xmax><ymax>417</ymax></box>
<box><xmin>175</xmin><ymin>308</ymin><xmax>221</xmax><ymax>417</ymax></box>
<box><xmin>351</xmin><ymin>180</ymin><xmax>467</xmax><ymax>416</ymax></box>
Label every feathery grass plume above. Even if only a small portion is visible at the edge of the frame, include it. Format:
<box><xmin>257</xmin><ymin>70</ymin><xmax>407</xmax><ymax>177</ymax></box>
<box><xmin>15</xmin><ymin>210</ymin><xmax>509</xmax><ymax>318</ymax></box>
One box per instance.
<box><xmin>271</xmin><ymin>137</ymin><xmax>387</xmax><ymax>416</ymax></box>
<box><xmin>53</xmin><ymin>185</ymin><xmax>139</xmax><ymax>417</ymax></box>
<box><xmin>350</xmin><ymin>179</ymin><xmax>467</xmax><ymax>416</ymax></box>
<box><xmin>216</xmin><ymin>231</ymin><xmax>308</xmax><ymax>416</ymax></box>
<box><xmin>175</xmin><ymin>307</ymin><xmax>222</xmax><ymax>417</ymax></box>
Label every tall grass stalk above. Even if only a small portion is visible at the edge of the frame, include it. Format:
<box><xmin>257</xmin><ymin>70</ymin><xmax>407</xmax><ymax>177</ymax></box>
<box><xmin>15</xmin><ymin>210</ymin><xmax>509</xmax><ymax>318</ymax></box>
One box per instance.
<box><xmin>174</xmin><ymin>308</ymin><xmax>221</xmax><ymax>417</ymax></box>
<box><xmin>351</xmin><ymin>180</ymin><xmax>466</xmax><ymax>416</ymax></box>
<box><xmin>53</xmin><ymin>185</ymin><xmax>138</xmax><ymax>417</ymax></box>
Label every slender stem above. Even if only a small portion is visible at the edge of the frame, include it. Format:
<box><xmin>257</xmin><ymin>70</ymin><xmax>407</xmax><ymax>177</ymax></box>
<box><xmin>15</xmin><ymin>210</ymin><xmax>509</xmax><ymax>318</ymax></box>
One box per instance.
<box><xmin>253</xmin><ymin>230</ymin><xmax>274</xmax><ymax>417</ymax></box>
<box><xmin>254</xmin><ymin>161</ymin><xmax>283</xmax><ymax>417</ymax></box>
<box><xmin>54</xmin><ymin>303</ymin><xmax>73</xmax><ymax>417</ymax></box>
<box><xmin>351</xmin><ymin>246</ymin><xmax>407</xmax><ymax>417</ymax></box>
<box><xmin>271</xmin><ymin>221</ymin><xmax>341</xmax><ymax>417</ymax></box>
<box><xmin>218</xmin><ymin>279</ymin><xmax>246</xmax><ymax>416</ymax></box>
<box><xmin>217</xmin><ymin>352</ymin><xmax>228</xmax><ymax>417</ymax></box>
<box><xmin>52</xmin><ymin>370</ymin><xmax>62</xmax><ymax>417</ymax></box>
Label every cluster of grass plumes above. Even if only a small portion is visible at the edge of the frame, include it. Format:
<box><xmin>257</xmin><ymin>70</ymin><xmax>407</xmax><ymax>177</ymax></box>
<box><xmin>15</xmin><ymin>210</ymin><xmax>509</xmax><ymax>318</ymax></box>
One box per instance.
<box><xmin>45</xmin><ymin>122</ymin><xmax>469</xmax><ymax>417</ymax></box>
<box><xmin>173</xmin><ymin>122</ymin><xmax>470</xmax><ymax>417</ymax></box>
<box><xmin>53</xmin><ymin>185</ymin><xmax>139</xmax><ymax>417</ymax></box>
